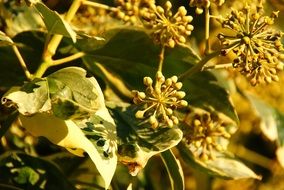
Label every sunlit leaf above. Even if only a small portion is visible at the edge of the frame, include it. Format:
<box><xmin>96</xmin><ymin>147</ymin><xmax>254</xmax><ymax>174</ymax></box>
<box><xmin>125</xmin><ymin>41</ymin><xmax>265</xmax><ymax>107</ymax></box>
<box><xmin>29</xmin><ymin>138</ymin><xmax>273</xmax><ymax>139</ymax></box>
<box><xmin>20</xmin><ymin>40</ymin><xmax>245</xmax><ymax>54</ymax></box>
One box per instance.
<box><xmin>33</xmin><ymin>2</ymin><xmax>76</xmax><ymax>42</ymax></box>
<box><xmin>2</xmin><ymin>79</ymin><xmax>51</xmax><ymax>115</ymax></box>
<box><xmin>246</xmin><ymin>93</ymin><xmax>280</xmax><ymax>142</ymax></box>
<box><xmin>161</xmin><ymin>150</ymin><xmax>184</xmax><ymax>190</ymax></box>
<box><xmin>19</xmin><ymin>110</ymin><xmax>117</xmax><ymax>189</ymax></box>
<box><xmin>2</xmin><ymin>67</ymin><xmax>102</xmax><ymax>119</ymax></box>
<box><xmin>111</xmin><ymin>106</ymin><xmax>183</xmax><ymax>176</ymax></box>
<box><xmin>8</xmin><ymin>67</ymin><xmax>118</xmax><ymax>189</ymax></box>
<box><xmin>178</xmin><ymin>143</ymin><xmax>260</xmax><ymax>180</ymax></box>
<box><xmin>246</xmin><ymin>93</ymin><xmax>284</xmax><ymax>168</ymax></box>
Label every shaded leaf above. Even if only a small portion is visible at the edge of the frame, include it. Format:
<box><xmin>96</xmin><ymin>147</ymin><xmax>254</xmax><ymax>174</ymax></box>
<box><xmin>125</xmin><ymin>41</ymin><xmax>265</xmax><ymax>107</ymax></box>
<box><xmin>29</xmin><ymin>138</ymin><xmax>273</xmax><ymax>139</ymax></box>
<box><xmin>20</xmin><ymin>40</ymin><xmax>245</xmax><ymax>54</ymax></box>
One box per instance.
<box><xmin>80</xmin><ymin>28</ymin><xmax>238</xmax><ymax>123</ymax></box>
<box><xmin>111</xmin><ymin>106</ymin><xmax>183</xmax><ymax>176</ymax></box>
<box><xmin>0</xmin><ymin>152</ymin><xmax>76</xmax><ymax>190</ymax></box>
<box><xmin>0</xmin><ymin>31</ymin><xmax>44</xmax><ymax>89</ymax></box>
<box><xmin>178</xmin><ymin>142</ymin><xmax>260</xmax><ymax>180</ymax></box>
<box><xmin>13</xmin><ymin>166</ymin><xmax>40</xmax><ymax>185</ymax></box>
<box><xmin>183</xmin><ymin>72</ymin><xmax>239</xmax><ymax>124</ymax></box>
<box><xmin>4</xmin><ymin>3</ymin><xmax>43</xmax><ymax>37</ymax></box>
<box><xmin>161</xmin><ymin>150</ymin><xmax>184</xmax><ymax>190</ymax></box>
<box><xmin>0</xmin><ymin>110</ymin><xmax>18</xmax><ymax>138</ymax></box>
<box><xmin>33</xmin><ymin>2</ymin><xmax>76</xmax><ymax>42</ymax></box>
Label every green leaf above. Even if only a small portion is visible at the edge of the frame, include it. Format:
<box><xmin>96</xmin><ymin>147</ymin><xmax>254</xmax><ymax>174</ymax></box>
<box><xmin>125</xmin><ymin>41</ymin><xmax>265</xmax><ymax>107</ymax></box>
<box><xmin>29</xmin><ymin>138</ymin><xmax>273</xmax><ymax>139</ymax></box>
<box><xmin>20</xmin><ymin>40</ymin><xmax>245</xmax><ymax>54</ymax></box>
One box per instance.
<box><xmin>46</xmin><ymin>67</ymin><xmax>101</xmax><ymax>119</ymax></box>
<box><xmin>111</xmin><ymin>106</ymin><xmax>183</xmax><ymax>176</ymax></box>
<box><xmin>33</xmin><ymin>2</ymin><xmax>76</xmax><ymax>42</ymax></box>
<box><xmin>13</xmin><ymin>166</ymin><xmax>40</xmax><ymax>185</ymax></box>
<box><xmin>161</xmin><ymin>150</ymin><xmax>184</xmax><ymax>190</ymax></box>
<box><xmin>0</xmin><ymin>152</ymin><xmax>76</xmax><ymax>190</ymax></box>
<box><xmin>0</xmin><ymin>31</ymin><xmax>14</xmax><ymax>47</ymax></box>
<box><xmin>80</xmin><ymin>28</ymin><xmax>238</xmax><ymax>123</ymax></box>
<box><xmin>178</xmin><ymin>143</ymin><xmax>260</xmax><ymax>180</ymax></box>
<box><xmin>183</xmin><ymin>72</ymin><xmax>239</xmax><ymax>124</ymax></box>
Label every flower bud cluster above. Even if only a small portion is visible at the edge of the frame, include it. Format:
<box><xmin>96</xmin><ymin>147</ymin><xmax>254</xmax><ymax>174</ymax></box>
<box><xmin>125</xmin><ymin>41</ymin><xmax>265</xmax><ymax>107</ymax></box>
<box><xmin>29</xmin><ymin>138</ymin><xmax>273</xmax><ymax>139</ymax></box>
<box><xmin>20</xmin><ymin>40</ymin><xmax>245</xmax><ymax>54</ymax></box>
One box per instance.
<box><xmin>183</xmin><ymin>109</ymin><xmax>233</xmax><ymax>161</ymax></box>
<box><xmin>113</xmin><ymin>0</ymin><xmax>154</xmax><ymax>24</ymax></box>
<box><xmin>133</xmin><ymin>71</ymin><xmax>188</xmax><ymax>128</ymax></box>
<box><xmin>189</xmin><ymin>0</ymin><xmax>225</xmax><ymax>14</ymax></box>
<box><xmin>218</xmin><ymin>4</ymin><xmax>284</xmax><ymax>86</ymax></box>
<box><xmin>140</xmin><ymin>1</ymin><xmax>194</xmax><ymax>48</ymax></box>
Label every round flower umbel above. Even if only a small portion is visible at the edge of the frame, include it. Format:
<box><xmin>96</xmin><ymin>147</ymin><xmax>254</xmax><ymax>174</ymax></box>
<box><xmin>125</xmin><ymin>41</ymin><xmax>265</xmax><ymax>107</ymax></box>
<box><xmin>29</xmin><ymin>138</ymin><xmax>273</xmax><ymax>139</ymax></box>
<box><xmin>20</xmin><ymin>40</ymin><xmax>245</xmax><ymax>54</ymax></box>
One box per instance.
<box><xmin>140</xmin><ymin>1</ymin><xmax>194</xmax><ymax>48</ymax></box>
<box><xmin>133</xmin><ymin>72</ymin><xmax>188</xmax><ymax>128</ymax></box>
<box><xmin>218</xmin><ymin>4</ymin><xmax>284</xmax><ymax>85</ymax></box>
<box><xmin>189</xmin><ymin>0</ymin><xmax>225</xmax><ymax>14</ymax></box>
<box><xmin>183</xmin><ymin>109</ymin><xmax>233</xmax><ymax>160</ymax></box>
<box><xmin>114</xmin><ymin>0</ymin><xmax>154</xmax><ymax>24</ymax></box>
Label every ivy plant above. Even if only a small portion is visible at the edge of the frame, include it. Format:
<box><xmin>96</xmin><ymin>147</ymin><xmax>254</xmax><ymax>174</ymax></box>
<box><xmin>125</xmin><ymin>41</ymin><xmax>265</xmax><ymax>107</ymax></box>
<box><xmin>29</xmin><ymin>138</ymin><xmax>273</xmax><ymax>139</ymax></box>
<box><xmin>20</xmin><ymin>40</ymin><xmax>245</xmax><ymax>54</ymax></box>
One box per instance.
<box><xmin>0</xmin><ymin>0</ymin><xmax>284</xmax><ymax>189</ymax></box>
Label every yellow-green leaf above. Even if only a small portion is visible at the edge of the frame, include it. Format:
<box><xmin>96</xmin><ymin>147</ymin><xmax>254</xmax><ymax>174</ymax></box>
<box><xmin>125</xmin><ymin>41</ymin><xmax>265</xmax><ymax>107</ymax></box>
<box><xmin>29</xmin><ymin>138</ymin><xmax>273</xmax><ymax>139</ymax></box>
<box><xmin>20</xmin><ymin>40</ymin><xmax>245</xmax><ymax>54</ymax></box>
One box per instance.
<box><xmin>33</xmin><ymin>2</ymin><xmax>76</xmax><ymax>42</ymax></box>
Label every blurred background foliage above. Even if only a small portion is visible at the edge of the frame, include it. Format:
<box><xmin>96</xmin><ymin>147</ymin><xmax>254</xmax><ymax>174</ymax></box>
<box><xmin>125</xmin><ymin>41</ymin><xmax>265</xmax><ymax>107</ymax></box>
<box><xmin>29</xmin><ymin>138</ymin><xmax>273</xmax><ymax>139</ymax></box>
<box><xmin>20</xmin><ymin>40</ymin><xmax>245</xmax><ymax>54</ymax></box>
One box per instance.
<box><xmin>1</xmin><ymin>0</ymin><xmax>284</xmax><ymax>189</ymax></box>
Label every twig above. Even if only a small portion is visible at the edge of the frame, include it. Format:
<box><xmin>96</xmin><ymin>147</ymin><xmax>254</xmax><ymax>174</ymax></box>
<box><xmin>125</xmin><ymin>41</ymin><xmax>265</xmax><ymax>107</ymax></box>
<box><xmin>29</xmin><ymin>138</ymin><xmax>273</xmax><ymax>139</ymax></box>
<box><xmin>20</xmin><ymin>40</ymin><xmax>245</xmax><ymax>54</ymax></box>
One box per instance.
<box><xmin>203</xmin><ymin>63</ymin><xmax>233</xmax><ymax>70</ymax></box>
<box><xmin>204</xmin><ymin>7</ymin><xmax>210</xmax><ymax>54</ymax></box>
<box><xmin>82</xmin><ymin>0</ymin><xmax>118</xmax><ymax>12</ymax></box>
<box><xmin>12</xmin><ymin>45</ymin><xmax>32</xmax><ymax>80</ymax></box>
<box><xmin>52</xmin><ymin>52</ymin><xmax>85</xmax><ymax>66</ymax></box>
<box><xmin>158</xmin><ymin>45</ymin><xmax>165</xmax><ymax>72</ymax></box>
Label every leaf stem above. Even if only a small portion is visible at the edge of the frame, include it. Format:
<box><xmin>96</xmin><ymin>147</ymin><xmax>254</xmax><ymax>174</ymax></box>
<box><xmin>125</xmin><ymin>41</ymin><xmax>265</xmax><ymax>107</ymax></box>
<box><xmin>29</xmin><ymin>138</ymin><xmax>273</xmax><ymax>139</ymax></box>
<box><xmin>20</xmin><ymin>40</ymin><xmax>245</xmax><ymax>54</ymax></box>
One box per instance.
<box><xmin>12</xmin><ymin>45</ymin><xmax>32</xmax><ymax>80</ymax></box>
<box><xmin>178</xmin><ymin>43</ymin><xmax>201</xmax><ymax>61</ymax></box>
<box><xmin>203</xmin><ymin>63</ymin><xmax>233</xmax><ymax>71</ymax></box>
<box><xmin>205</xmin><ymin>7</ymin><xmax>210</xmax><ymax>54</ymax></box>
<box><xmin>158</xmin><ymin>45</ymin><xmax>165</xmax><ymax>72</ymax></box>
<box><xmin>82</xmin><ymin>0</ymin><xmax>118</xmax><ymax>12</ymax></box>
<box><xmin>178</xmin><ymin>51</ymin><xmax>220</xmax><ymax>81</ymax></box>
<box><xmin>52</xmin><ymin>52</ymin><xmax>85</xmax><ymax>66</ymax></box>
